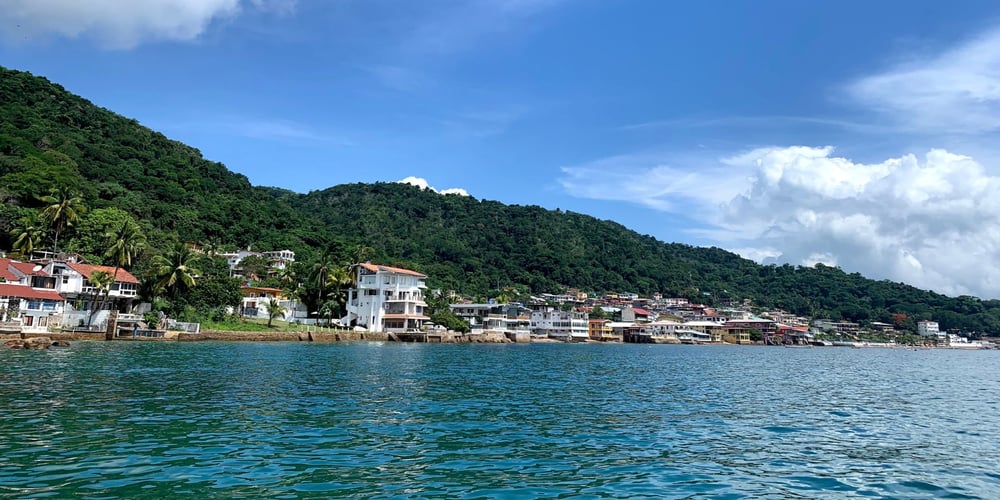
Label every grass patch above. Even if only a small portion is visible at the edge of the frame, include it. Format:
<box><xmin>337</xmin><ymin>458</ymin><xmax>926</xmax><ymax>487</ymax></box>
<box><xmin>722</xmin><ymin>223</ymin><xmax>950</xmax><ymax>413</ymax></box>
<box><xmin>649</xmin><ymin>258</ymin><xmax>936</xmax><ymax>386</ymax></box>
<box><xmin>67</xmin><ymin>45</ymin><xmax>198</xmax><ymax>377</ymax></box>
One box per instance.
<box><xmin>201</xmin><ymin>317</ymin><xmax>352</xmax><ymax>332</ymax></box>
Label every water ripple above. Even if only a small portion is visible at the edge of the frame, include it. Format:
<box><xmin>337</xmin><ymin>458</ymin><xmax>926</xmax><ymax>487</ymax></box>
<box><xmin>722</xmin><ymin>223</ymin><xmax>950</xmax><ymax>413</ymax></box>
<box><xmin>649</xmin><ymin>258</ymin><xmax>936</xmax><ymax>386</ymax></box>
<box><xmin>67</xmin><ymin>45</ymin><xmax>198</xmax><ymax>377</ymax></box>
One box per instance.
<box><xmin>1</xmin><ymin>343</ymin><xmax>998</xmax><ymax>498</ymax></box>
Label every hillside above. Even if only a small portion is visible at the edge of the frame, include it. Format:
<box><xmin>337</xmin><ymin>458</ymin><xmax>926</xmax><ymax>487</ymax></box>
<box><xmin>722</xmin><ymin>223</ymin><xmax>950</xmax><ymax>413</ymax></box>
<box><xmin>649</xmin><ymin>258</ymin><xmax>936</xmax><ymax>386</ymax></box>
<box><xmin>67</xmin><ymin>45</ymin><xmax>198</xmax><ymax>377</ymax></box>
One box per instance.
<box><xmin>0</xmin><ymin>66</ymin><xmax>318</xmax><ymax>255</ymax></box>
<box><xmin>3</xmin><ymin>66</ymin><xmax>1000</xmax><ymax>334</ymax></box>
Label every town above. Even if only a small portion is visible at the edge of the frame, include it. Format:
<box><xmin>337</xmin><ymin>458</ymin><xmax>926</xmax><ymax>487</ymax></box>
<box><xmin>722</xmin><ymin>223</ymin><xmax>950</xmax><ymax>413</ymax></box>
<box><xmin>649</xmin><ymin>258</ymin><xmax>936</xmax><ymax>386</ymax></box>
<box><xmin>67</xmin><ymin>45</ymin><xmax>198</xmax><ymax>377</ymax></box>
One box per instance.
<box><xmin>1</xmin><ymin>247</ymin><xmax>993</xmax><ymax>349</ymax></box>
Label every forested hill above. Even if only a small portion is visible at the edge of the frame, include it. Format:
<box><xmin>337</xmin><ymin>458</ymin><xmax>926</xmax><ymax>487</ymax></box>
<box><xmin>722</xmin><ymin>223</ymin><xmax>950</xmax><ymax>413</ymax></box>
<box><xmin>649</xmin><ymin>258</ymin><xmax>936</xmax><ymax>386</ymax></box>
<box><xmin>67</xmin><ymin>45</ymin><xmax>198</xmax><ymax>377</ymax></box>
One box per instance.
<box><xmin>294</xmin><ymin>183</ymin><xmax>1000</xmax><ymax>332</ymax></box>
<box><xmin>0</xmin><ymin>66</ymin><xmax>317</xmax><ymax>253</ymax></box>
<box><xmin>3</xmin><ymin>66</ymin><xmax>1000</xmax><ymax>334</ymax></box>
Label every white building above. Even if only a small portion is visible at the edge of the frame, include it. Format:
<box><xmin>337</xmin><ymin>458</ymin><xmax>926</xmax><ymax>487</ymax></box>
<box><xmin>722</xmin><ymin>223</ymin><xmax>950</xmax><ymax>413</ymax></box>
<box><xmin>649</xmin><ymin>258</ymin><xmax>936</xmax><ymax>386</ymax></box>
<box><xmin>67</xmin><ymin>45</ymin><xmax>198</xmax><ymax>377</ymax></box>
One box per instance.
<box><xmin>1</xmin><ymin>257</ymin><xmax>65</xmax><ymax>334</ymax></box>
<box><xmin>239</xmin><ymin>286</ymin><xmax>306</xmax><ymax>322</ymax></box>
<box><xmin>530</xmin><ymin>309</ymin><xmax>589</xmax><ymax>341</ymax></box>
<box><xmin>342</xmin><ymin>263</ymin><xmax>428</xmax><ymax>333</ymax></box>
<box><xmin>42</xmin><ymin>260</ymin><xmax>140</xmax><ymax>329</ymax></box>
<box><xmin>218</xmin><ymin>248</ymin><xmax>296</xmax><ymax>276</ymax></box>
<box><xmin>917</xmin><ymin>320</ymin><xmax>943</xmax><ymax>339</ymax></box>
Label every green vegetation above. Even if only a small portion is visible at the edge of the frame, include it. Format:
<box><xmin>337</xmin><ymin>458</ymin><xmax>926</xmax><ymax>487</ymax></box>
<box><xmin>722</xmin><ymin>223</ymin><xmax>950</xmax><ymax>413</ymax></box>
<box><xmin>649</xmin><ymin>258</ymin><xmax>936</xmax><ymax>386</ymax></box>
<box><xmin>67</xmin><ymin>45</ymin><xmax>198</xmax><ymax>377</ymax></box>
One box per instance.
<box><xmin>3</xmin><ymin>65</ymin><xmax>1000</xmax><ymax>336</ymax></box>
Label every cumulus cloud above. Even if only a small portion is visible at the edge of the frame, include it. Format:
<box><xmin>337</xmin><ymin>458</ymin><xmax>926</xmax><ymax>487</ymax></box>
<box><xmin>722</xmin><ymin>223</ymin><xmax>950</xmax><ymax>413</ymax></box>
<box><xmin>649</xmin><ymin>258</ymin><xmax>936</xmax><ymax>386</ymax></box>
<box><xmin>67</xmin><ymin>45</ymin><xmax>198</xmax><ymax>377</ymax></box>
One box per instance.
<box><xmin>848</xmin><ymin>28</ymin><xmax>1000</xmax><ymax>134</ymax></box>
<box><xmin>398</xmin><ymin>177</ymin><xmax>470</xmax><ymax>197</ymax></box>
<box><xmin>562</xmin><ymin>146</ymin><xmax>1000</xmax><ymax>298</ymax></box>
<box><xmin>0</xmin><ymin>0</ymin><xmax>293</xmax><ymax>49</ymax></box>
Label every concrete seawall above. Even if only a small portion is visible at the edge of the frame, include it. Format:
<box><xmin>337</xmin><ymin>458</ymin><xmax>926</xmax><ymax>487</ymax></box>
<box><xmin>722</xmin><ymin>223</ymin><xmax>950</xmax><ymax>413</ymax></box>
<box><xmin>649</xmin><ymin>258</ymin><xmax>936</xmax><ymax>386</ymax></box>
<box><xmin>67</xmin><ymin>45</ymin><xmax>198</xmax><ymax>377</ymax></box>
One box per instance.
<box><xmin>178</xmin><ymin>330</ymin><xmax>510</xmax><ymax>343</ymax></box>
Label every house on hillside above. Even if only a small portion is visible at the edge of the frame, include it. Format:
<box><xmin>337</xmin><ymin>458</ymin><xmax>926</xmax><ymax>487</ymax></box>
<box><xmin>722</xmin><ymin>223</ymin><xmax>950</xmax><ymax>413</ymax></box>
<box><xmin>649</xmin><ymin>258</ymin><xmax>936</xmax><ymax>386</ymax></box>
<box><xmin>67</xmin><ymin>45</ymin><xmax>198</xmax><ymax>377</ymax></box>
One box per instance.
<box><xmin>218</xmin><ymin>248</ymin><xmax>296</xmax><ymax>277</ymax></box>
<box><xmin>342</xmin><ymin>263</ymin><xmax>429</xmax><ymax>333</ymax></box>
<box><xmin>0</xmin><ymin>257</ymin><xmax>66</xmax><ymax>334</ymax></box>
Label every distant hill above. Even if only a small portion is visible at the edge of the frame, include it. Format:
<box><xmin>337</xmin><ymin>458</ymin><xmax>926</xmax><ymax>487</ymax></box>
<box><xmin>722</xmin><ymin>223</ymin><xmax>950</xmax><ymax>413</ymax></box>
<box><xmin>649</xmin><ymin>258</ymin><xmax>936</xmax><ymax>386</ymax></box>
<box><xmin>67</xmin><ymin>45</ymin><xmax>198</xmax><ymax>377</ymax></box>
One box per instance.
<box><xmin>3</xmin><ymin>66</ymin><xmax>999</xmax><ymax>335</ymax></box>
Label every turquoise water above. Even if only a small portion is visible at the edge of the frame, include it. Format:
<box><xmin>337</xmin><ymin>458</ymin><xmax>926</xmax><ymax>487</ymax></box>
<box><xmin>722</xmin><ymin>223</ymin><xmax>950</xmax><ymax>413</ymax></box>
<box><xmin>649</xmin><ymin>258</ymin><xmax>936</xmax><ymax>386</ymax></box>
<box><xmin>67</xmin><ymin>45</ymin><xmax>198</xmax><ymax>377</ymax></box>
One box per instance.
<box><xmin>1</xmin><ymin>343</ymin><xmax>998</xmax><ymax>498</ymax></box>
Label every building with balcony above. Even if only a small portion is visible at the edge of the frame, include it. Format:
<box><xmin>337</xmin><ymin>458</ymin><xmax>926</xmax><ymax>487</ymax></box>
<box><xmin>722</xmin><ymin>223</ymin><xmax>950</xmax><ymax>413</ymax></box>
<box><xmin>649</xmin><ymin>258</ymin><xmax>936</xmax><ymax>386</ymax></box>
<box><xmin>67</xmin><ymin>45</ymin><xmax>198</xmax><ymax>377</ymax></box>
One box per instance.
<box><xmin>239</xmin><ymin>286</ymin><xmax>305</xmax><ymax>322</ymax></box>
<box><xmin>42</xmin><ymin>259</ymin><xmax>140</xmax><ymax>329</ymax></box>
<box><xmin>530</xmin><ymin>309</ymin><xmax>589</xmax><ymax>341</ymax></box>
<box><xmin>917</xmin><ymin>320</ymin><xmax>943</xmax><ymax>339</ymax></box>
<box><xmin>342</xmin><ymin>263</ymin><xmax>428</xmax><ymax>333</ymax></box>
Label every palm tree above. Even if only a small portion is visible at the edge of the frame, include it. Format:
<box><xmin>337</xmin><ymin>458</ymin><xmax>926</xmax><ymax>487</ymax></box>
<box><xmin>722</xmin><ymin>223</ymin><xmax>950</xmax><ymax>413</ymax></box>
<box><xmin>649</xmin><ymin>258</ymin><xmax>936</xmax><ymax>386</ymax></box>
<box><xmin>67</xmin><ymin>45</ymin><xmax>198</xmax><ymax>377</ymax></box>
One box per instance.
<box><xmin>278</xmin><ymin>266</ymin><xmax>298</xmax><ymax>321</ymax></box>
<box><xmin>264</xmin><ymin>298</ymin><xmax>287</xmax><ymax>328</ymax></box>
<box><xmin>105</xmin><ymin>220</ymin><xmax>144</xmax><ymax>284</ymax></box>
<box><xmin>87</xmin><ymin>270</ymin><xmax>113</xmax><ymax>326</ymax></box>
<box><xmin>153</xmin><ymin>243</ymin><xmax>202</xmax><ymax>303</ymax></box>
<box><xmin>312</xmin><ymin>254</ymin><xmax>334</xmax><ymax>297</ymax></box>
<box><xmin>38</xmin><ymin>187</ymin><xmax>86</xmax><ymax>254</ymax></box>
<box><xmin>319</xmin><ymin>299</ymin><xmax>340</xmax><ymax>327</ymax></box>
<box><xmin>10</xmin><ymin>214</ymin><xmax>45</xmax><ymax>259</ymax></box>
<box><xmin>326</xmin><ymin>265</ymin><xmax>353</xmax><ymax>319</ymax></box>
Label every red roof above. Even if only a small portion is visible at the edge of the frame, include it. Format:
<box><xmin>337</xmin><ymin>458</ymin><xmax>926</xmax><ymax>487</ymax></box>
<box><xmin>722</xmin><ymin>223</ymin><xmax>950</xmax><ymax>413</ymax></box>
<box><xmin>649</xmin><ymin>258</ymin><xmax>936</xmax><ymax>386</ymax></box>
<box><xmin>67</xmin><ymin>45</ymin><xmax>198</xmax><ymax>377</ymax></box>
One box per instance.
<box><xmin>0</xmin><ymin>258</ymin><xmax>47</xmax><ymax>281</ymax></box>
<box><xmin>0</xmin><ymin>258</ymin><xmax>19</xmax><ymax>281</ymax></box>
<box><xmin>66</xmin><ymin>262</ymin><xmax>140</xmax><ymax>284</ymax></box>
<box><xmin>359</xmin><ymin>263</ymin><xmax>426</xmax><ymax>278</ymax></box>
<box><xmin>630</xmin><ymin>307</ymin><xmax>652</xmax><ymax>316</ymax></box>
<box><xmin>0</xmin><ymin>283</ymin><xmax>64</xmax><ymax>301</ymax></box>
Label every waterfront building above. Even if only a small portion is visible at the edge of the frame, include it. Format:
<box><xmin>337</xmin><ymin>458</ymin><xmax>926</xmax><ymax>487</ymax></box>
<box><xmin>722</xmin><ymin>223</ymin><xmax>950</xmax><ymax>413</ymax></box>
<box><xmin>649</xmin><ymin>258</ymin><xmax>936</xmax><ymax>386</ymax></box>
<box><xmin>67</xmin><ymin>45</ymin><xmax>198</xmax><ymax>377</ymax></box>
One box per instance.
<box><xmin>239</xmin><ymin>286</ymin><xmax>304</xmax><ymax>322</ymax></box>
<box><xmin>530</xmin><ymin>309</ymin><xmax>589</xmax><ymax>341</ymax></box>
<box><xmin>0</xmin><ymin>257</ymin><xmax>65</xmax><ymax>334</ymax></box>
<box><xmin>449</xmin><ymin>303</ymin><xmax>495</xmax><ymax>329</ymax></box>
<box><xmin>917</xmin><ymin>320</ymin><xmax>944</xmax><ymax>339</ymax></box>
<box><xmin>43</xmin><ymin>259</ymin><xmax>140</xmax><ymax>329</ymax></box>
<box><xmin>588</xmin><ymin>318</ymin><xmax>615</xmax><ymax>341</ymax></box>
<box><xmin>342</xmin><ymin>263</ymin><xmax>428</xmax><ymax>333</ymax></box>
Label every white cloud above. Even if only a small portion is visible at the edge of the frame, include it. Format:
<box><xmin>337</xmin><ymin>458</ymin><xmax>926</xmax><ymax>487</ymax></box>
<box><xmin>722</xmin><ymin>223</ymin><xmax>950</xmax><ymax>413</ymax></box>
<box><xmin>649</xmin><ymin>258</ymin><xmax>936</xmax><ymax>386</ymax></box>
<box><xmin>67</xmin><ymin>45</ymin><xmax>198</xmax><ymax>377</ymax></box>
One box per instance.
<box><xmin>847</xmin><ymin>28</ymin><xmax>1000</xmax><ymax>135</ymax></box>
<box><xmin>398</xmin><ymin>177</ymin><xmax>470</xmax><ymax>197</ymax></box>
<box><xmin>562</xmin><ymin>146</ymin><xmax>1000</xmax><ymax>298</ymax></box>
<box><xmin>0</xmin><ymin>0</ymin><xmax>294</xmax><ymax>49</ymax></box>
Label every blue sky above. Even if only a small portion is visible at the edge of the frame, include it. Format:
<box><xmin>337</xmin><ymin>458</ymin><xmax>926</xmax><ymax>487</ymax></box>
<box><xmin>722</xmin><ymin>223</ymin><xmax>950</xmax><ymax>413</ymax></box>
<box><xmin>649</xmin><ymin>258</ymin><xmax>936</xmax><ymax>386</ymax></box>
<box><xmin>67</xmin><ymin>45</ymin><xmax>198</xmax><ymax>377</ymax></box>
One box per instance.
<box><xmin>5</xmin><ymin>0</ymin><xmax>1000</xmax><ymax>298</ymax></box>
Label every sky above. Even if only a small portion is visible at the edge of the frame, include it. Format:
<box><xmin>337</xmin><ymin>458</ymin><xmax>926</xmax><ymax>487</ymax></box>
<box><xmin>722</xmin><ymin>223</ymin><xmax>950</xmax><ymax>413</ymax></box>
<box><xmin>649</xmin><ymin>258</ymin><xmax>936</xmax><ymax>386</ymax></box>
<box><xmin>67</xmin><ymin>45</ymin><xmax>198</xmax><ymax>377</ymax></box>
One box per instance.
<box><xmin>4</xmin><ymin>0</ymin><xmax>1000</xmax><ymax>298</ymax></box>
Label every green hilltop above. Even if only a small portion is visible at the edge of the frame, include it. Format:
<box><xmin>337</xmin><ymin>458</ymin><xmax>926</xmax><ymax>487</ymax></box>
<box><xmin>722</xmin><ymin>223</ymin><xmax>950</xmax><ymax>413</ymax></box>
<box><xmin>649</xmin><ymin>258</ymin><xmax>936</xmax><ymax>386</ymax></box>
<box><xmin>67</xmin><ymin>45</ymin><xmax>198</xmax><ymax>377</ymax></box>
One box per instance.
<box><xmin>2</xmin><ymin>66</ymin><xmax>999</xmax><ymax>335</ymax></box>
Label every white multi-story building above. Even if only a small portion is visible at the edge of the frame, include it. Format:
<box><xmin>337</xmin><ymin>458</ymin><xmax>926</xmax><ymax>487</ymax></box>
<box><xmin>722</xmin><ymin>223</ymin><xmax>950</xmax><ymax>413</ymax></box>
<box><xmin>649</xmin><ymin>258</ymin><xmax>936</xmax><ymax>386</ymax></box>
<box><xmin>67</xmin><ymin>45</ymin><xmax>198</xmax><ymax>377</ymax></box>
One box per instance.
<box><xmin>43</xmin><ymin>259</ymin><xmax>141</xmax><ymax>329</ymax></box>
<box><xmin>342</xmin><ymin>263</ymin><xmax>428</xmax><ymax>333</ymax></box>
<box><xmin>917</xmin><ymin>320</ymin><xmax>943</xmax><ymax>339</ymax></box>
<box><xmin>530</xmin><ymin>309</ymin><xmax>589</xmax><ymax>341</ymax></box>
<box><xmin>218</xmin><ymin>248</ymin><xmax>296</xmax><ymax>275</ymax></box>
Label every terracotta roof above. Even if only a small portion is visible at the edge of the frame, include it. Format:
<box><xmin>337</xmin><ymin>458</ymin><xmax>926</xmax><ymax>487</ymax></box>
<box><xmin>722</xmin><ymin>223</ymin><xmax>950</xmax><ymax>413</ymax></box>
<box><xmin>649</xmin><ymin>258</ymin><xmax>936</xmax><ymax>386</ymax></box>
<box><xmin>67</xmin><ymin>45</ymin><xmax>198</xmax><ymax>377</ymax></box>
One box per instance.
<box><xmin>0</xmin><ymin>283</ymin><xmax>64</xmax><ymax>301</ymax></box>
<box><xmin>359</xmin><ymin>262</ymin><xmax>426</xmax><ymax>277</ymax></box>
<box><xmin>66</xmin><ymin>262</ymin><xmax>140</xmax><ymax>284</ymax></box>
<box><xmin>12</xmin><ymin>261</ymin><xmax>43</xmax><ymax>276</ymax></box>
<box><xmin>630</xmin><ymin>307</ymin><xmax>652</xmax><ymax>316</ymax></box>
<box><xmin>0</xmin><ymin>258</ymin><xmax>19</xmax><ymax>281</ymax></box>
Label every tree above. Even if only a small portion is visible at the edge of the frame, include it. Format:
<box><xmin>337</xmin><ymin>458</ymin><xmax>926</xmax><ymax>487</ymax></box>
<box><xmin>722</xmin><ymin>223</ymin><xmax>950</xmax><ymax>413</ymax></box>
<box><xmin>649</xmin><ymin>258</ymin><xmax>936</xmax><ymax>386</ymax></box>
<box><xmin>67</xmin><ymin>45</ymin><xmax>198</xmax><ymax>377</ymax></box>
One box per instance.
<box><xmin>10</xmin><ymin>214</ymin><xmax>45</xmax><ymax>259</ymax></box>
<box><xmin>264</xmin><ymin>298</ymin><xmax>287</xmax><ymax>328</ymax></box>
<box><xmin>326</xmin><ymin>265</ymin><xmax>353</xmax><ymax>316</ymax></box>
<box><xmin>105</xmin><ymin>218</ymin><xmax>144</xmax><ymax>283</ymax></box>
<box><xmin>153</xmin><ymin>243</ymin><xmax>202</xmax><ymax>306</ymax></box>
<box><xmin>319</xmin><ymin>300</ymin><xmax>340</xmax><ymax>326</ymax></box>
<box><xmin>87</xmin><ymin>270</ymin><xmax>113</xmax><ymax>326</ymax></box>
<box><xmin>38</xmin><ymin>186</ymin><xmax>86</xmax><ymax>254</ymax></box>
<box><xmin>64</xmin><ymin>207</ymin><xmax>138</xmax><ymax>262</ymax></box>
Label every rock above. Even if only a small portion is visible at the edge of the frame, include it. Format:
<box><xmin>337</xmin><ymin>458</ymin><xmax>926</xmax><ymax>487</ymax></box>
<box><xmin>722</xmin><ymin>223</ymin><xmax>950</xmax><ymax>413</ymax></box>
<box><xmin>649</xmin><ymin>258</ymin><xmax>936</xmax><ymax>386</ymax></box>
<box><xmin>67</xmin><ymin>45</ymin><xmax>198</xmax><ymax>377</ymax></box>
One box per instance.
<box><xmin>24</xmin><ymin>337</ymin><xmax>52</xmax><ymax>349</ymax></box>
<box><xmin>2</xmin><ymin>337</ymin><xmax>67</xmax><ymax>349</ymax></box>
<box><xmin>3</xmin><ymin>339</ymin><xmax>24</xmax><ymax>349</ymax></box>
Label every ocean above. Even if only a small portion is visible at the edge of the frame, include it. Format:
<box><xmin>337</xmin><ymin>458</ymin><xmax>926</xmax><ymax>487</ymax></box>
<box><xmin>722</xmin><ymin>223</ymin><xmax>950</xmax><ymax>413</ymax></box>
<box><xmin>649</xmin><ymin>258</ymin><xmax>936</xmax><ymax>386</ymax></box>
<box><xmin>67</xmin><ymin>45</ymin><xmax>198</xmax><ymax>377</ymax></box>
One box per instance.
<box><xmin>1</xmin><ymin>342</ymin><xmax>998</xmax><ymax>498</ymax></box>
